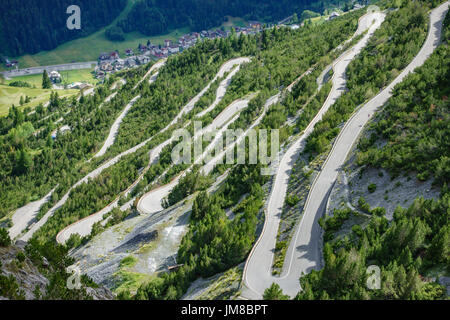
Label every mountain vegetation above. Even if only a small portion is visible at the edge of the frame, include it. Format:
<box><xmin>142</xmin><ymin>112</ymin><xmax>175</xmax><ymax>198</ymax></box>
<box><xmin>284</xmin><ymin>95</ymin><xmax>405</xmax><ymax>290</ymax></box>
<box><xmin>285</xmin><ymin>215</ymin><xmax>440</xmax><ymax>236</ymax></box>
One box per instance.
<box><xmin>117</xmin><ymin>0</ymin><xmax>327</xmax><ymax>37</ymax></box>
<box><xmin>0</xmin><ymin>230</ymin><xmax>111</xmax><ymax>299</ymax></box>
<box><xmin>0</xmin><ymin>0</ymin><xmax>354</xmax><ymax>58</ymax></box>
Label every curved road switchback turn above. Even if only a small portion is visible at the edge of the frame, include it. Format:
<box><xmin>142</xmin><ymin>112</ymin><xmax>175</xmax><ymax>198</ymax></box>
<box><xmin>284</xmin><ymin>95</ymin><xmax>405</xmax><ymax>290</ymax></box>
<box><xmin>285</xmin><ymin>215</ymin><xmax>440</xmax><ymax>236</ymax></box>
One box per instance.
<box><xmin>92</xmin><ymin>95</ymin><xmax>141</xmax><ymax>158</ymax></box>
<box><xmin>133</xmin><ymin>59</ymin><xmax>166</xmax><ymax>90</ymax></box>
<box><xmin>242</xmin><ymin>10</ymin><xmax>387</xmax><ymax>299</ymax></box>
<box><xmin>137</xmin><ymin>99</ymin><xmax>249</xmax><ymax>215</ymax></box>
<box><xmin>281</xmin><ymin>1</ymin><xmax>448</xmax><ymax>297</ymax></box>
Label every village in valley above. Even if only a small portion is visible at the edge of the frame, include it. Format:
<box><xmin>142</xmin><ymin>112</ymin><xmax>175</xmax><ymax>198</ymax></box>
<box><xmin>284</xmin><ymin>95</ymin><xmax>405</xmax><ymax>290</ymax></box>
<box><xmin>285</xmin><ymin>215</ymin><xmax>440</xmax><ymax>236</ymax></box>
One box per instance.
<box><xmin>89</xmin><ymin>5</ymin><xmax>362</xmax><ymax>81</ymax></box>
<box><xmin>95</xmin><ymin>22</ymin><xmax>264</xmax><ymax>80</ymax></box>
<box><xmin>1</xmin><ymin>2</ymin><xmax>366</xmax><ymax>90</ymax></box>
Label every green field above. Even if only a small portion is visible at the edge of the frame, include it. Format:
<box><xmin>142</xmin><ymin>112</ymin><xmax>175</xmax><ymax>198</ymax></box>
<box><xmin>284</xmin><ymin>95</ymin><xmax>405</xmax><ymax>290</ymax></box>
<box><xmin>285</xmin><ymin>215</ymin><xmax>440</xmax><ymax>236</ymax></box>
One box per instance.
<box><xmin>0</xmin><ymin>85</ymin><xmax>78</xmax><ymax>116</ymax></box>
<box><xmin>4</xmin><ymin>68</ymin><xmax>98</xmax><ymax>89</ymax></box>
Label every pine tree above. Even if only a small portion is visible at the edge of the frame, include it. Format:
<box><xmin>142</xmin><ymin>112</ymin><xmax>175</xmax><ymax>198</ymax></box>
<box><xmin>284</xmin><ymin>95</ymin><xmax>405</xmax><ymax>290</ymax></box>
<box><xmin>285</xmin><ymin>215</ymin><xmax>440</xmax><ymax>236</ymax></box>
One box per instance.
<box><xmin>42</xmin><ymin>70</ymin><xmax>52</xmax><ymax>89</ymax></box>
<box><xmin>46</xmin><ymin>134</ymin><xmax>53</xmax><ymax>148</ymax></box>
<box><xmin>15</xmin><ymin>149</ymin><xmax>32</xmax><ymax>174</ymax></box>
<box><xmin>263</xmin><ymin>283</ymin><xmax>289</xmax><ymax>300</ymax></box>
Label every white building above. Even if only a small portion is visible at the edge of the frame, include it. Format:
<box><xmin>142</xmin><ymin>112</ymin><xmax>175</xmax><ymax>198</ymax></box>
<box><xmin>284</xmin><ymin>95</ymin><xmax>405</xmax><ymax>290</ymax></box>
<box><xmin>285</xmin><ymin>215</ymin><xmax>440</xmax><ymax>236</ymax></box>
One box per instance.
<box><xmin>328</xmin><ymin>12</ymin><xmax>340</xmax><ymax>20</ymax></box>
<box><xmin>49</xmin><ymin>71</ymin><xmax>61</xmax><ymax>83</ymax></box>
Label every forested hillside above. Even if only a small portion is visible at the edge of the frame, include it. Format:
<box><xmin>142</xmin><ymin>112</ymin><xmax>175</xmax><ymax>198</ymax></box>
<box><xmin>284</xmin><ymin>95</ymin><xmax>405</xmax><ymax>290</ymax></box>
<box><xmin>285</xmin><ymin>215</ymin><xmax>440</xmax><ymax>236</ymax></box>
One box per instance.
<box><xmin>130</xmin><ymin>10</ymin><xmax>364</xmax><ymax>300</ymax></box>
<box><xmin>1</xmin><ymin>0</ymin><xmax>448</xmax><ymax>302</ymax></box>
<box><xmin>0</xmin><ymin>0</ymin><xmax>127</xmax><ymax>57</ymax></box>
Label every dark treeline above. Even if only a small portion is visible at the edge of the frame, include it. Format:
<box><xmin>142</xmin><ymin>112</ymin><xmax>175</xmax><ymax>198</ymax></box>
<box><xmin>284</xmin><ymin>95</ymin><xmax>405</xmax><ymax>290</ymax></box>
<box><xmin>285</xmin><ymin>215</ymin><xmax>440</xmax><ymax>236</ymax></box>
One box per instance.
<box><xmin>0</xmin><ymin>0</ymin><xmax>127</xmax><ymax>56</ymax></box>
<box><xmin>0</xmin><ymin>228</ymin><xmax>103</xmax><ymax>299</ymax></box>
<box><xmin>116</xmin><ymin>0</ymin><xmax>339</xmax><ymax>37</ymax></box>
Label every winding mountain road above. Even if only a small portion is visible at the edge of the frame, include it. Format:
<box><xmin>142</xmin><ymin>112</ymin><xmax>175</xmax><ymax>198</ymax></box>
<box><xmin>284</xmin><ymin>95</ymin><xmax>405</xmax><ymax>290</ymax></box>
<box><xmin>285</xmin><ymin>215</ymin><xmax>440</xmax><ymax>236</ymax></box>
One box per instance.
<box><xmin>243</xmin><ymin>2</ymin><xmax>449</xmax><ymax>299</ymax></box>
<box><xmin>92</xmin><ymin>95</ymin><xmax>141</xmax><ymax>158</ymax></box>
<box><xmin>166</xmin><ymin>58</ymin><xmax>251</xmax><ymax>129</ymax></box>
<box><xmin>93</xmin><ymin>61</ymin><xmax>166</xmax><ymax>158</ymax></box>
<box><xmin>54</xmin><ymin>58</ymin><xmax>250</xmax><ymax>243</ymax></box>
<box><xmin>133</xmin><ymin>59</ymin><xmax>166</xmax><ymax>90</ymax></box>
<box><xmin>195</xmin><ymin>64</ymin><xmax>245</xmax><ymax>118</ymax></box>
<box><xmin>137</xmin><ymin>99</ymin><xmax>249</xmax><ymax>215</ymax></box>
<box><xmin>241</xmin><ymin>10</ymin><xmax>387</xmax><ymax>299</ymax></box>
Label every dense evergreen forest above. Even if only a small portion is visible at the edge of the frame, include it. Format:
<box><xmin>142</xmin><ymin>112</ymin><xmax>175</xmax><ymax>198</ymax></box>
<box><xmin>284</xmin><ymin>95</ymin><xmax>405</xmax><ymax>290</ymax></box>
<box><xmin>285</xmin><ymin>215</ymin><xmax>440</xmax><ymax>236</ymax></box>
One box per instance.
<box><xmin>117</xmin><ymin>0</ymin><xmax>329</xmax><ymax>37</ymax></box>
<box><xmin>0</xmin><ymin>0</ymin><xmax>127</xmax><ymax>56</ymax></box>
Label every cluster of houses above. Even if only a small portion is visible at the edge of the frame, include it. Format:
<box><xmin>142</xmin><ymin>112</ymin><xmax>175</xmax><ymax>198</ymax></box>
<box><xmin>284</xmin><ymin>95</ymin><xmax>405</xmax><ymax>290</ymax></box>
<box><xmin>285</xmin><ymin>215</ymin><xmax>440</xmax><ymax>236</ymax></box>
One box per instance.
<box><xmin>94</xmin><ymin>21</ymin><xmax>265</xmax><ymax>79</ymax></box>
<box><xmin>96</xmin><ymin>50</ymin><xmax>152</xmax><ymax>78</ymax></box>
<box><xmin>234</xmin><ymin>21</ymin><xmax>264</xmax><ymax>35</ymax></box>
<box><xmin>92</xmin><ymin>2</ymin><xmax>364</xmax><ymax>80</ymax></box>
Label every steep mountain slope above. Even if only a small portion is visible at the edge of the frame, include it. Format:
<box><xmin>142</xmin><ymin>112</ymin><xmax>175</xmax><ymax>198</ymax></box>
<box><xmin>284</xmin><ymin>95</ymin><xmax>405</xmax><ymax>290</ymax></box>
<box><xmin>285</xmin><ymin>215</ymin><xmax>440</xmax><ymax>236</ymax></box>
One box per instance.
<box><xmin>0</xmin><ymin>237</ymin><xmax>114</xmax><ymax>300</ymax></box>
<box><xmin>0</xmin><ymin>0</ymin><xmax>448</xmax><ymax>302</ymax></box>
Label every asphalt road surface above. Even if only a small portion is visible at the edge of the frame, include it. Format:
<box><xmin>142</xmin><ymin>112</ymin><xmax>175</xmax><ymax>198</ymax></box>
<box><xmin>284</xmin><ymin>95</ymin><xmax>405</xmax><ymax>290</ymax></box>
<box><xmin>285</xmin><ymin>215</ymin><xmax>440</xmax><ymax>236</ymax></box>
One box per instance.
<box><xmin>1</xmin><ymin>61</ymin><xmax>97</xmax><ymax>79</ymax></box>
<box><xmin>242</xmin><ymin>2</ymin><xmax>449</xmax><ymax>299</ymax></box>
<box><xmin>241</xmin><ymin>10</ymin><xmax>387</xmax><ymax>299</ymax></box>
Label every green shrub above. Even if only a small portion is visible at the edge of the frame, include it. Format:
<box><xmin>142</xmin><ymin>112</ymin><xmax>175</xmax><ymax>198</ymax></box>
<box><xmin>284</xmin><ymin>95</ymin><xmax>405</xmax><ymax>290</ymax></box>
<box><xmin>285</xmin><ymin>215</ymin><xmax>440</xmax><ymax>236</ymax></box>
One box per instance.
<box><xmin>351</xmin><ymin>224</ymin><xmax>363</xmax><ymax>237</ymax></box>
<box><xmin>16</xmin><ymin>252</ymin><xmax>25</xmax><ymax>263</ymax></box>
<box><xmin>286</xmin><ymin>195</ymin><xmax>300</xmax><ymax>207</ymax></box>
<box><xmin>9</xmin><ymin>81</ymin><xmax>31</xmax><ymax>88</ymax></box>
<box><xmin>368</xmin><ymin>183</ymin><xmax>377</xmax><ymax>193</ymax></box>
<box><xmin>358</xmin><ymin>197</ymin><xmax>370</xmax><ymax>213</ymax></box>
<box><xmin>0</xmin><ymin>228</ymin><xmax>11</xmax><ymax>247</ymax></box>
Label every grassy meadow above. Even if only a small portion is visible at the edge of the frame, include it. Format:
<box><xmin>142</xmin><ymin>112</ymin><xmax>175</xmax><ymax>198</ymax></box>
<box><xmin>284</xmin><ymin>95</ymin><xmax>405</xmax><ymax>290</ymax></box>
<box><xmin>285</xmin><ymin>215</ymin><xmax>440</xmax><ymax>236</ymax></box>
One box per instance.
<box><xmin>0</xmin><ymin>84</ymin><xmax>77</xmax><ymax>116</ymax></box>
